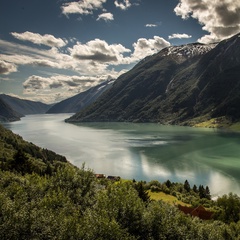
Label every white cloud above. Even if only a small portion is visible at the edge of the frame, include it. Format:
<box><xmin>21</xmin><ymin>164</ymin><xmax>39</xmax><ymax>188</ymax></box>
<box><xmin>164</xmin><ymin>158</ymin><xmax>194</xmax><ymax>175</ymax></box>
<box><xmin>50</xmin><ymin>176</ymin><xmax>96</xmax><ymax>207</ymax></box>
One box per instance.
<box><xmin>1</xmin><ymin>34</ymin><xmax>172</xmax><ymax>79</ymax></box>
<box><xmin>69</xmin><ymin>38</ymin><xmax>131</xmax><ymax>65</ymax></box>
<box><xmin>1</xmin><ymin>33</ymin><xmax>173</xmax><ymax>103</ymax></box>
<box><xmin>11</xmin><ymin>31</ymin><xmax>67</xmax><ymax>48</ymax></box>
<box><xmin>0</xmin><ymin>77</ymin><xmax>11</xmax><ymax>81</ymax></box>
<box><xmin>0</xmin><ymin>39</ymin><xmax>84</xmax><ymax>73</ymax></box>
<box><xmin>145</xmin><ymin>24</ymin><xmax>158</xmax><ymax>28</ymax></box>
<box><xmin>22</xmin><ymin>74</ymin><xmax>117</xmax><ymax>103</ymax></box>
<box><xmin>1</xmin><ymin>38</ymin><xmax>126</xmax><ymax>78</ymax></box>
<box><xmin>0</xmin><ymin>39</ymin><xmax>55</xmax><ymax>58</ymax></box>
<box><xmin>174</xmin><ymin>0</ymin><xmax>240</xmax><ymax>43</ymax></box>
<box><xmin>131</xmin><ymin>36</ymin><xmax>171</xmax><ymax>60</ymax></box>
<box><xmin>0</xmin><ymin>60</ymin><xmax>17</xmax><ymax>75</ymax></box>
<box><xmin>62</xmin><ymin>0</ymin><xmax>107</xmax><ymax>16</ymax></box>
<box><xmin>114</xmin><ymin>0</ymin><xmax>131</xmax><ymax>10</ymax></box>
<box><xmin>168</xmin><ymin>33</ymin><xmax>192</xmax><ymax>39</ymax></box>
<box><xmin>97</xmin><ymin>12</ymin><xmax>114</xmax><ymax>22</ymax></box>
<box><xmin>23</xmin><ymin>74</ymin><xmax>89</xmax><ymax>90</ymax></box>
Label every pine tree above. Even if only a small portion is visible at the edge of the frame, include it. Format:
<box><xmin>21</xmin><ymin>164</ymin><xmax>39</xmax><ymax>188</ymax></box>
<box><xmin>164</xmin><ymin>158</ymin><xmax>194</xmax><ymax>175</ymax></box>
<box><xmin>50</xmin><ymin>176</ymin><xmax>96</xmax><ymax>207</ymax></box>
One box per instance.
<box><xmin>165</xmin><ymin>179</ymin><xmax>172</xmax><ymax>188</ymax></box>
<box><xmin>134</xmin><ymin>181</ymin><xmax>150</xmax><ymax>203</ymax></box>
<box><xmin>198</xmin><ymin>185</ymin><xmax>205</xmax><ymax>199</ymax></box>
<box><xmin>193</xmin><ymin>184</ymin><xmax>198</xmax><ymax>193</ymax></box>
<box><xmin>205</xmin><ymin>186</ymin><xmax>211</xmax><ymax>200</ymax></box>
<box><xmin>12</xmin><ymin>149</ymin><xmax>29</xmax><ymax>173</ymax></box>
<box><xmin>184</xmin><ymin>180</ymin><xmax>191</xmax><ymax>192</ymax></box>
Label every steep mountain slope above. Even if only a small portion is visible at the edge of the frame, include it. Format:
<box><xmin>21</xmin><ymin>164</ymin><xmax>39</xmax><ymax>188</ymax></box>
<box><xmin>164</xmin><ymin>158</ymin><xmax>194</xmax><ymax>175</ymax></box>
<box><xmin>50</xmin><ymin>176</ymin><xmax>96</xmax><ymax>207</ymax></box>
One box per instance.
<box><xmin>67</xmin><ymin>33</ymin><xmax>240</xmax><ymax>126</ymax></box>
<box><xmin>193</xmin><ymin>35</ymin><xmax>240</xmax><ymax>121</ymax></box>
<box><xmin>47</xmin><ymin>79</ymin><xmax>114</xmax><ymax>113</ymax></box>
<box><xmin>67</xmin><ymin>39</ymin><xmax>223</xmax><ymax>123</ymax></box>
<box><xmin>0</xmin><ymin>98</ymin><xmax>23</xmax><ymax>122</ymax></box>
<box><xmin>0</xmin><ymin>94</ymin><xmax>51</xmax><ymax>115</ymax></box>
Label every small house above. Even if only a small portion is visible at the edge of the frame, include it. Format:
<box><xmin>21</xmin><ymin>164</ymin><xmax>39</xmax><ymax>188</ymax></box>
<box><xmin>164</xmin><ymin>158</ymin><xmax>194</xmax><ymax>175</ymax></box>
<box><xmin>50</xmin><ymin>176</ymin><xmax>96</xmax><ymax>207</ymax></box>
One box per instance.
<box><xmin>178</xmin><ymin>205</ymin><xmax>213</xmax><ymax>220</ymax></box>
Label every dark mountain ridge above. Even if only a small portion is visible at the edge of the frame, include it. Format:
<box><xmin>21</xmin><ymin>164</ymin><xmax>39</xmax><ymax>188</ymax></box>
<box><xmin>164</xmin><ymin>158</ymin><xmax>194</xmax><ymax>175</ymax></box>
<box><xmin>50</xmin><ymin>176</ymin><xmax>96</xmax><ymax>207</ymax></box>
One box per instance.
<box><xmin>47</xmin><ymin>79</ymin><xmax>114</xmax><ymax>113</ymax></box>
<box><xmin>0</xmin><ymin>98</ymin><xmax>23</xmax><ymax>122</ymax></box>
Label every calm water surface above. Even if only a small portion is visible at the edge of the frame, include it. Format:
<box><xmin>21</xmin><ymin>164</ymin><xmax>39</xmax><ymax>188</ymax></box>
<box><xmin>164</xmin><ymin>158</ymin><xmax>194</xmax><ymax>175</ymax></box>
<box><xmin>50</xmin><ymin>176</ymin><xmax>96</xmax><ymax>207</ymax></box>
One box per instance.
<box><xmin>4</xmin><ymin>114</ymin><xmax>240</xmax><ymax>196</ymax></box>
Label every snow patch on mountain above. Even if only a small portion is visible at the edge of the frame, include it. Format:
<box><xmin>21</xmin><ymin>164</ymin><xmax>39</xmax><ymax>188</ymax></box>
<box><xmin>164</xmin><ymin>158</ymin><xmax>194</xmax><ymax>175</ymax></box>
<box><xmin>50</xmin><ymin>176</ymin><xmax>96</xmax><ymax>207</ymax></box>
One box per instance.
<box><xmin>165</xmin><ymin>43</ymin><xmax>217</xmax><ymax>59</ymax></box>
<box><xmin>97</xmin><ymin>79</ymin><xmax>115</xmax><ymax>92</ymax></box>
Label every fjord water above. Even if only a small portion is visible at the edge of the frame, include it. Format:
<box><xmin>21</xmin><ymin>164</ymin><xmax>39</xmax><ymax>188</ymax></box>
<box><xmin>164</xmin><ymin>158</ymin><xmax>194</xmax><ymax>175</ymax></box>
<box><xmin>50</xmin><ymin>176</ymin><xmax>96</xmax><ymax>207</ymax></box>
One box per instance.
<box><xmin>4</xmin><ymin>114</ymin><xmax>240</xmax><ymax>197</ymax></box>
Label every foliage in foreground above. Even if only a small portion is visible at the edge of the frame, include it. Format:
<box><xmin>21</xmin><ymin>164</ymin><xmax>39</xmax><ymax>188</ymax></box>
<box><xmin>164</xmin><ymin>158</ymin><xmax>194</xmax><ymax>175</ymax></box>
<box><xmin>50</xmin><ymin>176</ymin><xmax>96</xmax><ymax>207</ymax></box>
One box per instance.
<box><xmin>1</xmin><ymin>124</ymin><xmax>240</xmax><ymax>239</ymax></box>
<box><xmin>1</xmin><ymin>167</ymin><xmax>240</xmax><ymax>240</ymax></box>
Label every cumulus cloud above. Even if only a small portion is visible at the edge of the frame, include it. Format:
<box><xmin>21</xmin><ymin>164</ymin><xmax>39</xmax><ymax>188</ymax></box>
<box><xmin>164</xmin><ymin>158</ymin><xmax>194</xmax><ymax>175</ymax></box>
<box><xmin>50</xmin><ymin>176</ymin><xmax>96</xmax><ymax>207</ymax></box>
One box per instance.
<box><xmin>114</xmin><ymin>0</ymin><xmax>131</xmax><ymax>10</ymax></box>
<box><xmin>131</xmin><ymin>36</ymin><xmax>171</xmax><ymax>60</ymax></box>
<box><xmin>168</xmin><ymin>33</ymin><xmax>192</xmax><ymax>39</ymax></box>
<box><xmin>0</xmin><ymin>60</ymin><xmax>17</xmax><ymax>75</ymax></box>
<box><xmin>174</xmin><ymin>0</ymin><xmax>240</xmax><ymax>43</ymax></box>
<box><xmin>0</xmin><ymin>38</ymin><xmax>125</xmax><ymax>78</ymax></box>
<box><xmin>24</xmin><ymin>75</ymin><xmax>80</xmax><ymax>90</ymax></box>
<box><xmin>0</xmin><ymin>34</ymin><xmax>172</xmax><ymax>81</ymax></box>
<box><xmin>1</xmin><ymin>33</ymin><xmax>173</xmax><ymax>103</ymax></box>
<box><xmin>1</xmin><ymin>32</ymin><xmax>173</xmax><ymax>78</ymax></box>
<box><xmin>69</xmin><ymin>38</ymin><xmax>131</xmax><ymax>64</ymax></box>
<box><xmin>62</xmin><ymin>0</ymin><xmax>106</xmax><ymax>16</ymax></box>
<box><xmin>11</xmin><ymin>31</ymin><xmax>67</xmax><ymax>48</ymax></box>
<box><xmin>22</xmin><ymin>74</ymin><xmax>117</xmax><ymax>103</ymax></box>
<box><xmin>97</xmin><ymin>12</ymin><xmax>114</xmax><ymax>22</ymax></box>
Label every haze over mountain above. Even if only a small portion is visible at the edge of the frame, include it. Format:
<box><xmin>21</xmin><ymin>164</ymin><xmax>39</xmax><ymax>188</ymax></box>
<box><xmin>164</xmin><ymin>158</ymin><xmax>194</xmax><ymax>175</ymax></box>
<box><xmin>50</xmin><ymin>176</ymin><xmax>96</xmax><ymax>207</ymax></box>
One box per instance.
<box><xmin>47</xmin><ymin>79</ymin><xmax>114</xmax><ymax>114</ymax></box>
<box><xmin>67</xmin><ymin>33</ymin><xmax>240</xmax><ymax>126</ymax></box>
<box><xmin>0</xmin><ymin>94</ymin><xmax>51</xmax><ymax>116</ymax></box>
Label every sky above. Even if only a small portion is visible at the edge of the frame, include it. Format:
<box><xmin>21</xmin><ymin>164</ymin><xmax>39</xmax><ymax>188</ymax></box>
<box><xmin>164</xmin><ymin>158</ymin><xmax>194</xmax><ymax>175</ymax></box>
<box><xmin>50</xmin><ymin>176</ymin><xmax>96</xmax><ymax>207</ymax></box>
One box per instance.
<box><xmin>0</xmin><ymin>0</ymin><xmax>240</xmax><ymax>104</ymax></box>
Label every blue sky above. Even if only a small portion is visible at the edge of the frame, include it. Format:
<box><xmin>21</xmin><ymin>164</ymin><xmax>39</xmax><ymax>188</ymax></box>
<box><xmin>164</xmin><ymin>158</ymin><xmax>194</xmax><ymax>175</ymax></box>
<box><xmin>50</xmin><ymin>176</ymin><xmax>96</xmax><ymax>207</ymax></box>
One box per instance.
<box><xmin>1</xmin><ymin>0</ymin><xmax>240</xmax><ymax>103</ymax></box>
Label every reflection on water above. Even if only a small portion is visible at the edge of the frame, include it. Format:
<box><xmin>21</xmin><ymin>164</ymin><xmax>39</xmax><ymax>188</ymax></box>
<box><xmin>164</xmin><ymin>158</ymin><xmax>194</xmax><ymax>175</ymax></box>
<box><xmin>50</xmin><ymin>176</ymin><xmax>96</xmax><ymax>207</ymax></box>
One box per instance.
<box><xmin>3</xmin><ymin>114</ymin><xmax>240</xmax><ymax>196</ymax></box>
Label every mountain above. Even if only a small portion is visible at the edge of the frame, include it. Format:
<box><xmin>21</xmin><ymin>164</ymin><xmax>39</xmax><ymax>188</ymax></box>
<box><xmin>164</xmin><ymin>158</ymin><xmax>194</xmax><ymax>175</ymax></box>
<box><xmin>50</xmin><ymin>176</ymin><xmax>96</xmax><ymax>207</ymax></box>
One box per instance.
<box><xmin>66</xmin><ymin>33</ymin><xmax>240</xmax><ymax>127</ymax></box>
<box><xmin>0</xmin><ymin>98</ymin><xmax>23</xmax><ymax>122</ymax></box>
<box><xmin>47</xmin><ymin>79</ymin><xmax>114</xmax><ymax>113</ymax></box>
<box><xmin>0</xmin><ymin>94</ymin><xmax>51</xmax><ymax>115</ymax></box>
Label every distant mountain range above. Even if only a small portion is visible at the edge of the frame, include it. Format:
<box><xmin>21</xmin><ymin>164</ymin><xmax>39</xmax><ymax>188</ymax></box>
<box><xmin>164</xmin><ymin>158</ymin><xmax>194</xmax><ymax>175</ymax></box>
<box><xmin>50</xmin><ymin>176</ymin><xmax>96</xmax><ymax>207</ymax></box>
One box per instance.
<box><xmin>0</xmin><ymin>94</ymin><xmax>51</xmax><ymax>122</ymax></box>
<box><xmin>0</xmin><ymin>94</ymin><xmax>51</xmax><ymax>115</ymax></box>
<box><xmin>47</xmin><ymin>79</ymin><xmax>114</xmax><ymax>114</ymax></box>
<box><xmin>0</xmin><ymin>79</ymin><xmax>114</xmax><ymax>122</ymax></box>
<box><xmin>66</xmin><ymin>33</ymin><xmax>240</xmax><ymax>127</ymax></box>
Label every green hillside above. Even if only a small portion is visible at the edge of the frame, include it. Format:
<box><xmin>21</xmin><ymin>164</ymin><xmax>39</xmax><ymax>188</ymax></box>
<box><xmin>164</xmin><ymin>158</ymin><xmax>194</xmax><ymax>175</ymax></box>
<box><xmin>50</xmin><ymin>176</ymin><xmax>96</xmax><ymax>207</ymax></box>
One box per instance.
<box><xmin>1</xmin><ymin>124</ymin><xmax>240</xmax><ymax>239</ymax></box>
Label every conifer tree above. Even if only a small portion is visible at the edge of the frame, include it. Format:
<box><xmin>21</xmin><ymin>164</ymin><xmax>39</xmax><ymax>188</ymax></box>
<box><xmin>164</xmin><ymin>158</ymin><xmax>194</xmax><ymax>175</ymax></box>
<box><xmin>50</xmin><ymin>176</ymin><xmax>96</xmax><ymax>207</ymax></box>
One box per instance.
<box><xmin>184</xmin><ymin>180</ymin><xmax>191</xmax><ymax>192</ymax></box>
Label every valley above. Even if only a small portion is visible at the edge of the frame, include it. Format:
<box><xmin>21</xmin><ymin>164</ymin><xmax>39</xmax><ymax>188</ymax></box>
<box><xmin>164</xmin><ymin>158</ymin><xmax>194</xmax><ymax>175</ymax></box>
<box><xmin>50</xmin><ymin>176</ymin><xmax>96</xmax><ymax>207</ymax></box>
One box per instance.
<box><xmin>3</xmin><ymin>114</ymin><xmax>240</xmax><ymax>197</ymax></box>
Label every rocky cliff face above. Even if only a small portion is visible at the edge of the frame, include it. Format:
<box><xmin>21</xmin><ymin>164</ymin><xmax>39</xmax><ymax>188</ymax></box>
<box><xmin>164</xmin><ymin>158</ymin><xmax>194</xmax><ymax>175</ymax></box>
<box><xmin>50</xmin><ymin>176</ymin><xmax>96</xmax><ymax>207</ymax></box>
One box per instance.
<box><xmin>66</xmin><ymin>33</ymin><xmax>240</xmax><ymax>126</ymax></box>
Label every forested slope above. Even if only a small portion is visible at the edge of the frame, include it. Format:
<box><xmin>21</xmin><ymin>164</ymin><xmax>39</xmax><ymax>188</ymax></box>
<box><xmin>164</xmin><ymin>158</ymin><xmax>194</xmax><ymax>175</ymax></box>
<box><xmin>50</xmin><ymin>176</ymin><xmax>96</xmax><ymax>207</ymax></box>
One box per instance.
<box><xmin>1</xmin><ymin>124</ymin><xmax>240</xmax><ymax>239</ymax></box>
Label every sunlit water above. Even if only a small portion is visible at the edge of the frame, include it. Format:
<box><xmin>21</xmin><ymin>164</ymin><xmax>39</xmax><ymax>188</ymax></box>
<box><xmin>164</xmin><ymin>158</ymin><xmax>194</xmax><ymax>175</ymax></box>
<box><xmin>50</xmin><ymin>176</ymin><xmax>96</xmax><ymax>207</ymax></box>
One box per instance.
<box><xmin>3</xmin><ymin>114</ymin><xmax>240</xmax><ymax>197</ymax></box>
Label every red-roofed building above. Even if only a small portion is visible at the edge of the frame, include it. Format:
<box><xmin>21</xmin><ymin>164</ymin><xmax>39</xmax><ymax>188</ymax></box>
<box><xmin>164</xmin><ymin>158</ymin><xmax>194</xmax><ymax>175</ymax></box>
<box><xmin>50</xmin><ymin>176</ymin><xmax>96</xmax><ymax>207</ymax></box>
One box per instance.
<box><xmin>178</xmin><ymin>205</ymin><xmax>213</xmax><ymax>220</ymax></box>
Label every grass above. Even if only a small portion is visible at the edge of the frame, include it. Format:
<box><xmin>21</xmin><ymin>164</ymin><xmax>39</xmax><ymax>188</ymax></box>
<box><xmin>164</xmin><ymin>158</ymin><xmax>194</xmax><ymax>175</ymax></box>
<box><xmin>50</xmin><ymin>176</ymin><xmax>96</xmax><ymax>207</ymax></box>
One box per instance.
<box><xmin>193</xmin><ymin>117</ymin><xmax>240</xmax><ymax>132</ymax></box>
<box><xmin>229</xmin><ymin>122</ymin><xmax>240</xmax><ymax>131</ymax></box>
<box><xmin>193</xmin><ymin>116</ymin><xmax>231</xmax><ymax>128</ymax></box>
<box><xmin>148</xmin><ymin>191</ymin><xmax>190</xmax><ymax>206</ymax></box>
